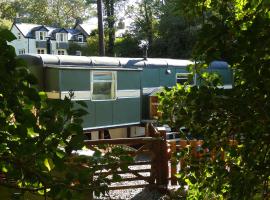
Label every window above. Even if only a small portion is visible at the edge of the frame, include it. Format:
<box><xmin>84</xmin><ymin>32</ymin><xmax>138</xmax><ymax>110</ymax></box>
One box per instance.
<box><xmin>17</xmin><ymin>33</ymin><xmax>21</xmax><ymax>40</ymax></box>
<box><xmin>77</xmin><ymin>35</ymin><xmax>84</xmax><ymax>43</ymax></box>
<box><xmin>76</xmin><ymin>51</ymin><xmax>82</xmax><ymax>56</ymax></box>
<box><xmin>36</xmin><ymin>31</ymin><xmax>47</xmax><ymax>41</ymax></box>
<box><xmin>37</xmin><ymin>48</ymin><xmax>46</xmax><ymax>54</ymax></box>
<box><xmin>18</xmin><ymin>49</ymin><xmax>25</xmax><ymax>55</ymax></box>
<box><xmin>176</xmin><ymin>73</ymin><xmax>194</xmax><ymax>85</ymax></box>
<box><xmin>56</xmin><ymin>33</ymin><xmax>68</xmax><ymax>42</ymax></box>
<box><xmin>58</xmin><ymin>50</ymin><xmax>65</xmax><ymax>55</ymax></box>
<box><xmin>91</xmin><ymin>71</ymin><xmax>116</xmax><ymax>100</ymax></box>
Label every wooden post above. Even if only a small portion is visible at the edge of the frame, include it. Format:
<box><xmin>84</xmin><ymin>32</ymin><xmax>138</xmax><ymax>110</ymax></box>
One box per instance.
<box><xmin>170</xmin><ymin>141</ymin><xmax>177</xmax><ymax>185</ymax></box>
<box><xmin>156</xmin><ymin>130</ymin><xmax>168</xmax><ymax>187</ymax></box>
<box><xmin>127</xmin><ymin>127</ymin><xmax>131</xmax><ymax>138</ymax></box>
<box><xmin>179</xmin><ymin>140</ymin><xmax>188</xmax><ymax>170</ymax></box>
<box><xmin>145</xmin><ymin>123</ymin><xmax>149</xmax><ymax>137</ymax></box>
<box><xmin>150</xmin><ymin>139</ymin><xmax>158</xmax><ymax>185</ymax></box>
<box><xmin>98</xmin><ymin>130</ymin><xmax>104</xmax><ymax>139</ymax></box>
<box><xmin>156</xmin><ymin>136</ymin><xmax>169</xmax><ymax>192</ymax></box>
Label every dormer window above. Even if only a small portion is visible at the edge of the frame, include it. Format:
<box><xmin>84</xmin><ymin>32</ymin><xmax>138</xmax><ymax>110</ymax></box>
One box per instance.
<box><xmin>36</xmin><ymin>31</ymin><xmax>47</xmax><ymax>41</ymax></box>
<box><xmin>78</xmin><ymin>35</ymin><xmax>84</xmax><ymax>43</ymax></box>
<box><xmin>56</xmin><ymin>33</ymin><xmax>68</xmax><ymax>42</ymax></box>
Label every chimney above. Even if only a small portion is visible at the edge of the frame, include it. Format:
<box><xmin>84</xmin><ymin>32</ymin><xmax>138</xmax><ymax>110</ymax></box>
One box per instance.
<box><xmin>75</xmin><ymin>18</ymin><xmax>83</xmax><ymax>26</ymax></box>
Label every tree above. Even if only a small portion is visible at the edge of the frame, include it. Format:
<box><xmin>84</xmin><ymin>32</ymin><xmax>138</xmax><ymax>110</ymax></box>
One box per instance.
<box><xmin>0</xmin><ymin>0</ymin><xmax>94</xmax><ymax>27</ymax></box>
<box><xmin>103</xmin><ymin>0</ymin><xmax>128</xmax><ymax>56</ymax></box>
<box><xmin>158</xmin><ymin>0</ymin><xmax>270</xmax><ymax>199</ymax></box>
<box><xmin>114</xmin><ymin>34</ymin><xmax>141</xmax><ymax>57</ymax></box>
<box><xmin>157</xmin><ymin>0</ymin><xmax>200</xmax><ymax>58</ymax></box>
<box><xmin>128</xmin><ymin>0</ymin><xmax>161</xmax><ymax>50</ymax></box>
<box><xmin>0</xmin><ymin>29</ymin><xmax>132</xmax><ymax>199</ymax></box>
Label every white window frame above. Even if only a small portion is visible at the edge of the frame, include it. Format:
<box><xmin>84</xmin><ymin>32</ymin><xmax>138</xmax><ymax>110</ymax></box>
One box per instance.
<box><xmin>91</xmin><ymin>71</ymin><xmax>117</xmax><ymax>101</ymax></box>
<box><xmin>18</xmin><ymin>49</ymin><xmax>25</xmax><ymax>55</ymax></box>
<box><xmin>56</xmin><ymin>33</ymin><xmax>68</xmax><ymax>42</ymax></box>
<box><xmin>176</xmin><ymin>73</ymin><xmax>194</xmax><ymax>85</ymax></box>
<box><xmin>77</xmin><ymin>35</ymin><xmax>84</xmax><ymax>43</ymax></box>
<box><xmin>17</xmin><ymin>32</ymin><xmax>21</xmax><ymax>40</ymax></box>
<box><xmin>36</xmin><ymin>31</ymin><xmax>47</xmax><ymax>41</ymax></box>
<box><xmin>37</xmin><ymin>48</ymin><xmax>46</xmax><ymax>54</ymax></box>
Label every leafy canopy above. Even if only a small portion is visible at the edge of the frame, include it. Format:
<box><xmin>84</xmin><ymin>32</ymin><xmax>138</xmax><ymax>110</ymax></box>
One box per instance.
<box><xmin>158</xmin><ymin>0</ymin><xmax>270</xmax><ymax>199</ymax></box>
<box><xmin>0</xmin><ymin>29</ymin><xmax>133</xmax><ymax>199</ymax></box>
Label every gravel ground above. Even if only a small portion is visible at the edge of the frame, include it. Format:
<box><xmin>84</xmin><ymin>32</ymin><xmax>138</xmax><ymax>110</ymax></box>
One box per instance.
<box><xmin>93</xmin><ymin>153</ymin><xmax>177</xmax><ymax>200</ymax></box>
<box><xmin>94</xmin><ymin>187</ymin><xmax>168</xmax><ymax>200</ymax></box>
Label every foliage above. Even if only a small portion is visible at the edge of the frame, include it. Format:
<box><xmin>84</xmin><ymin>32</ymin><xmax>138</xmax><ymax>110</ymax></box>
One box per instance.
<box><xmin>67</xmin><ymin>42</ymin><xmax>98</xmax><ymax>57</ymax></box>
<box><xmin>158</xmin><ymin>0</ymin><xmax>270</xmax><ymax>199</ymax></box>
<box><xmin>0</xmin><ymin>0</ymin><xmax>94</xmax><ymax>27</ymax></box>
<box><xmin>0</xmin><ymin>29</ymin><xmax>134</xmax><ymax>199</ymax></box>
<box><xmin>125</xmin><ymin>0</ymin><xmax>199</xmax><ymax>59</ymax></box>
<box><xmin>115</xmin><ymin>34</ymin><xmax>142</xmax><ymax>57</ymax></box>
<box><xmin>0</xmin><ymin>18</ymin><xmax>12</xmax><ymax>29</ymax></box>
<box><xmin>128</xmin><ymin>0</ymin><xmax>161</xmax><ymax>48</ymax></box>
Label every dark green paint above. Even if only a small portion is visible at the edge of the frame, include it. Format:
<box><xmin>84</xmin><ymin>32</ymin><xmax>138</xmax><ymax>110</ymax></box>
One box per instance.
<box><xmin>60</xmin><ymin>69</ymin><xmax>90</xmax><ymax>91</ymax></box>
<box><xmin>45</xmin><ymin>68</ymin><xmax>59</xmax><ymax>91</ymax></box>
<box><xmin>117</xmin><ymin>71</ymin><xmax>141</xmax><ymax>90</ymax></box>
<box><xmin>113</xmin><ymin>98</ymin><xmax>141</xmax><ymax>124</ymax></box>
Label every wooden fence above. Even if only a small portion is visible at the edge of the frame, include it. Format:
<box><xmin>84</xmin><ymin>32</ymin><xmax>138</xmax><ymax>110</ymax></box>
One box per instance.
<box><xmin>84</xmin><ymin>137</ymin><xmax>169</xmax><ymax>192</ymax></box>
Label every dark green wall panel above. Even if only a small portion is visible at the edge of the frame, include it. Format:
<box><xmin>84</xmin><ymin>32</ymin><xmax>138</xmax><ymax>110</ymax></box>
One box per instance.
<box><xmin>159</xmin><ymin>67</ymin><xmax>176</xmax><ymax>87</ymax></box>
<box><xmin>60</xmin><ymin>69</ymin><xmax>90</xmax><ymax>91</ymax></box>
<box><xmin>141</xmin><ymin>68</ymin><xmax>160</xmax><ymax>87</ymax></box>
<box><xmin>45</xmin><ymin>68</ymin><xmax>59</xmax><ymax>91</ymax></box>
<box><xmin>95</xmin><ymin>101</ymin><xmax>113</xmax><ymax>126</ymax></box>
<box><xmin>113</xmin><ymin>98</ymin><xmax>141</xmax><ymax>124</ymax></box>
<box><xmin>117</xmin><ymin>71</ymin><xmax>141</xmax><ymax>90</ymax></box>
<box><xmin>81</xmin><ymin>101</ymin><xmax>96</xmax><ymax>128</ymax></box>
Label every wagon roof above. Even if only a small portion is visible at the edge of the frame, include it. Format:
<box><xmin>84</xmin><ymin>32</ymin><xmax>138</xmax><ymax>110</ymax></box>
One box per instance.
<box><xmin>20</xmin><ymin>54</ymin><xmax>193</xmax><ymax>69</ymax></box>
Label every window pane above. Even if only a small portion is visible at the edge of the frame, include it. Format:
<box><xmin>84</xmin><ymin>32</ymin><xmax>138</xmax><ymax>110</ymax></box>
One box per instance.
<box><xmin>176</xmin><ymin>73</ymin><xmax>194</xmax><ymax>84</ymax></box>
<box><xmin>92</xmin><ymin>82</ymin><xmax>113</xmax><ymax>100</ymax></box>
<box><xmin>92</xmin><ymin>71</ymin><xmax>116</xmax><ymax>100</ymax></box>
<box><xmin>93</xmin><ymin>72</ymin><xmax>113</xmax><ymax>81</ymax></box>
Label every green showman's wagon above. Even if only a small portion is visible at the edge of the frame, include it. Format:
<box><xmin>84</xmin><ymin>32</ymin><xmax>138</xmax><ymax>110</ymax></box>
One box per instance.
<box><xmin>20</xmin><ymin>54</ymin><xmax>233</xmax><ymax>139</ymax></box>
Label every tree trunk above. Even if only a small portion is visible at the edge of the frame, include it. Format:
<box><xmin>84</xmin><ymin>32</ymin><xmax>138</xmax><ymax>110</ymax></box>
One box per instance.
<box><xmin>97</xmin><ymin>0</ymin><xmax>105</xmax><ymax>56</ymax></box>
<box><xmin>105</xmin><ymin>0</ymin><xmax>115</xmax><ymax>56</ymax></box>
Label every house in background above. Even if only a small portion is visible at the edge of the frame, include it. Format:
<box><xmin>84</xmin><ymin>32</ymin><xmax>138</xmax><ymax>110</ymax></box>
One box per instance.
<box><xmin>10</xmin><ymin>13</ymin><xmax>131</xmax><ymax>56</ymax></box>
<box><xmin>9</xmin><ymin>20</ymin><xmax>96</xmax><ymax>56</ymax></box>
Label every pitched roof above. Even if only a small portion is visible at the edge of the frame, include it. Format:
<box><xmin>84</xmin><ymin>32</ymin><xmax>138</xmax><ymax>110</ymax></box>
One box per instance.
<box><xmin>13</xmin><ymin>23</ymin><xmax>86</xmax><ymax>40</ymax></box>
<box><xmin>77</xmin><ymin>23</ymin><xmax>98</xmax><ymax>36</ymax></box>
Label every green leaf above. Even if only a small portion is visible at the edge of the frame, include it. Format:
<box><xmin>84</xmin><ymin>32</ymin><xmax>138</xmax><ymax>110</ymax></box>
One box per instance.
<box><xmin>2</xmin><ymin>166</ymin><xmax>8</xmax><ymax>173</ymax></box>
<box><xmin>0</xmin><ymin>28</ymin><xmax>16</xmax><ymax>42</ymax></box>
<box><xmin>27</xmin><ymin>127</ymin><xmax>39</xmax><ymax>138</ymax></box>
<box><xmin>44</xmin><ymin>158</ymin><xmax>55</xmax><ymax>171</ymax></box>
<box><xmin>76</xmin><ymin>101</ymin><xmax>88</xmax><ymax>108</ymax></box>
<box><xmin>56</xmin><ymin>150</ymin><xmax>65</xmax><ymax>159</ymax></box>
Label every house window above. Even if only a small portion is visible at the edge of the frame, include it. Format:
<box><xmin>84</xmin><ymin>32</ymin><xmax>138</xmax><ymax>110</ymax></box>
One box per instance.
<box><xmin>36</xmin><ymin>31</ymin><xmax>47</xmax><ymax>41</ymax></box>
<box><xmin>18</xmin><ymin>49</ymin><xmax>25</xmax><ymax>55</ymax></box>
<box><xmin>58</xmin><ymin>50</ymin><xmax>65</xmax><ymax>55</ymax></box>
<box><xmin>56</xmin><ymin>33</ymin><xmax>68</xmax><ymax>42</ymax></box>
<box><xmin>37</xmin><ymin>48</ymin><xmax>46</xmax><ymax>54</ymax></box>
<box><xmin>91</xmin><ymin>71</ymin><xmax>116</xmax><ymax>101</ymax></box>
<box><xmin>76</xmin><ymin>51</ymin><xmax>82</xmax><ymax>56</ymax></box>
<box><xmin>77</xmin><ymin>35</ymin><xmax>84</xmax><ymax>43</ymax></box>
<box><xmin>17</xmin><ymin>33</ymin><xmax>21</xmax><ymax>40</ymax></box>
<box><xmin>176</xmin><ymin>73</ymin><xmax>194</xmax><ymax>85</ymax></box>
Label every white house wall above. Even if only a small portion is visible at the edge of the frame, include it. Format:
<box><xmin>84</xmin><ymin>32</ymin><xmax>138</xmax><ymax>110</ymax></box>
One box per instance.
<box><xmin>10</xmin><ymin>25</ymin><xmax>29</xmax><ymax>55</ymax></box>
<box><xmin>10</xmin><ymin>26</ymin><xmax>67</xmax><ymax>55</ymax></box>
